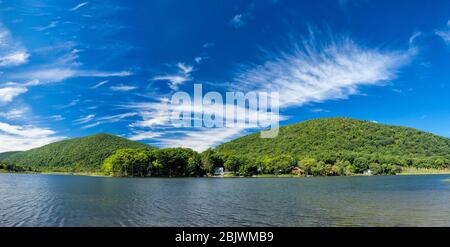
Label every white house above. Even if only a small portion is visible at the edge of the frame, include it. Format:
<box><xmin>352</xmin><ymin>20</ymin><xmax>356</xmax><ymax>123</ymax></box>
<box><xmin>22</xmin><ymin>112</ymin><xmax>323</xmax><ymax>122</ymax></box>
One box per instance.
<box><xmin>213</xmin><ymin>167</ymin><xmax>224</xmax><ymax>176</ymax></box>
<box><xmin>363</xmin><ymin>169</ymin><xmax>372</xmax><ymax>175</ymax></box>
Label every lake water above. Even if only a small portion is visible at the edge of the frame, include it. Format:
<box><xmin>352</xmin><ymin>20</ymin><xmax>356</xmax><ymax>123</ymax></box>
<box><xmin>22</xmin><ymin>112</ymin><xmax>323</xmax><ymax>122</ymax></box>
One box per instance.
<box><xmin>0</xmin><ymin>173</ymin><xmax>449</xmax><ymax>226</ymax></box>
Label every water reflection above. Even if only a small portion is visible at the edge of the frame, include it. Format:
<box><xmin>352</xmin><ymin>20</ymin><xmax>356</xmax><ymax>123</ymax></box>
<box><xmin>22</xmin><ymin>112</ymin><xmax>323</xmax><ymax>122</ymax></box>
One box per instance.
<box><xmin>0</xmin><ymin>174</ymin><xmax>449</xmax><ymax>226</ymax></box>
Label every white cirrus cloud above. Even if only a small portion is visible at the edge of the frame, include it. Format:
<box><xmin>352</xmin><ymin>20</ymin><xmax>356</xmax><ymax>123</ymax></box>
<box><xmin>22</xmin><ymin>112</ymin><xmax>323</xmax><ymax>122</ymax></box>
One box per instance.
<box><xmin>155</xmin><ymin>127</ymin><xmax>246</xmax><ymax>152</ymax></box>
<box><xmin>91</xmin><ymin>80</ymin><xmax>109</xmax><ymax>89</ymax></box>
<box><xmin>0</xmin><ymin>122</ymin><xmax>65</xmax><ymax>152</ymax></box>
<box><xmin>435</xmin><ymin>20</ymin><xmax>450</xmax><ymax>44</ymax></box>
<box><xmin>82</xmin><ymin>122</ymin><xmax>101</xmax><ymax>129</ymax></box>
<box><xmin>54</xmin><ymin>99</ymin><xmax>79</xmax><ymax>109</ymax></box>
<box><xmin>230</xmin><ymin>14</ymin><xmax>247</xmax><ymax>28</ymax></box>
<box><xmin>49</xmin><ymin>115</ymin><xmax>65</xmax><ymax>121</ymax></box>
<box><xmin>152</xmin><ymin>62</ymin><xmax>194</xmax><ymax>90</ymax></box>
<box><xmin>233</xmin><ymin>34</ymin><xmax>415</xmax><ymax>108</ymax></box>
<box><xmin>0</xmin><ymin>107</ymin><xmax>28</xmax><ymax>120</ymax></box>
<box><xmin>0</xmin><ymin>86</ymin><xmax>28</xmax><ymax>103</ymax></box>
<box><xmin>73</xmin><ymin>114</ymin><xmax>95</xmax><ymax>125</ymax></box>
<box><xmin>0</xmin><ymin>24</ymin><xmax>29</xmax><ymax>68</ymax></box>
<box><xmin>195</xmin><ymin>56</ymin><xmax>208</xmax><ymax>64</ymax></box>
<box><xmin>127</xmin><ymin>32</ymin><xmax>415</xmax><ymax>151</ymax></box>
<box><xmin>78</xmin><ymin>70</ymin><xmax>132</xmax><ymax>77</ymax></box>
<box><xmin>8</xmin><ymin>69</ymin><xmax>133</xmax><ymax>85</ymax></box>
<box><xmin>110</xmin><ymin>85</ymin><xmax>137</xmax><ymax>92</ymax></box>
<box><xmin>129</xmin><ymin>131</ymin><xmax>163</xmax><ymax>141</ymax></box>
<box><xmin>202</xmin><ymin>42</ymin><xmax>215</xmax><ymax>48</ymax></box>
<box><xmin>70</xmin><ymin>2</ymin><xmax>89</xmax><ymax>11</ymax></box>
<box><xmin>33</xmin><ymin>21</ymin><xmax>59</xmax><ymax>32</ymax></box>
<box><xmin>81</xmin><ymin>112</ymin><xmax>137</xmax><ymax>129</ymax></box>
<box><xmin>0</xmin><ymin>51</ymin><xmax>30</xmax><ymax>67</ymax></box>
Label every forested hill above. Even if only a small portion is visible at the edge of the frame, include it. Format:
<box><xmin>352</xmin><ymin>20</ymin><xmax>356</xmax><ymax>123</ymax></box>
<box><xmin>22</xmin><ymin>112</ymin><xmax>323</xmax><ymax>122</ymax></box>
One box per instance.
<box><xmin>0</xmin><ymin>151</ymin><xmax>21</xmax><ymax>161</ymax></box>
<box><xmin>215</xmin><ymin>118</ymin><xmax>450</xmax><ymax>164</ymax></box>
<box><xmin>0</xmin><ymin>133</ymin><xmax>151</xmax><ymax>172</ymax></box>
<box><xmin>2</xmin><ymin>118</ymin><xmax>450</xmax><ymax>175</ymax></box>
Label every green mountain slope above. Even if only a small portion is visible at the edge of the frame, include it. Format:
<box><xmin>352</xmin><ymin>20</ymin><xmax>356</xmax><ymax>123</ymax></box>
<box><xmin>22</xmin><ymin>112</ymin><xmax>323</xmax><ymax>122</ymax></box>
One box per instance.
<box><xmin>0</xmin><ymin>151</ymin><xmax>22</xmax><ymax>161</ymax></box>
<box><xmin>1</xmin><ymin>133</ymin><xmax>151</xmax><ymax>172</ymax></box>
<box><xmin>215</xmin><ymin>118</ymin><xmax>450</xmax><ymax>166</ymax></box>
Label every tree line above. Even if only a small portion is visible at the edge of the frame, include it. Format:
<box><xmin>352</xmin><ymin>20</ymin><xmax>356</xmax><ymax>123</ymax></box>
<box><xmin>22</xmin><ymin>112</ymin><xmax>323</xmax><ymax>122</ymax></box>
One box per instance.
<box><xmin>101</xmin><ymin>147</ymin><xmax>450</xmax><ymax>177</ymax></box>
<box><xmin>0</xmin><ymin>162</ymin><xmax>34</xmax><ymax>173</ymax></box>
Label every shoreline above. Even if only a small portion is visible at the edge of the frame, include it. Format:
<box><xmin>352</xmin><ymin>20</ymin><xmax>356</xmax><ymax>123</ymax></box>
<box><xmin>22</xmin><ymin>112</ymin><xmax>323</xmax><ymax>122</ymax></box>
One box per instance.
<box><xmin>397</xmin><ymin>167</ymin><xmax>450</xmax><ymax>176</ymax></box>
<box><xmin>2</xmin><ymin>168</ymin><xmax>450</xmax><ymax>178</ymax></box>
<box><xmin>0</xmin><ymin>170</ymin><xmax>108</xmax><ymax>177</ymax></box>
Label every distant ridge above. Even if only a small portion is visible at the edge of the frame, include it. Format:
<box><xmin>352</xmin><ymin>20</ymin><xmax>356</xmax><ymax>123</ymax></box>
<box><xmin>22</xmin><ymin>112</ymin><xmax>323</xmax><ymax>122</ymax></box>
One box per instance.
<box><xmin>215</xmin><ymin>117</ymin><xmax>450</xmax><ymax>161</ymax></box>
<box><xmin>0</xmin><ymin>133</ymin><xmax>151</xmax><ymax>172</ymax></box>
<box><xmin>2</xmin><ymin>118</ymin><xmax>450</xmax><ymax>173</ymax></box>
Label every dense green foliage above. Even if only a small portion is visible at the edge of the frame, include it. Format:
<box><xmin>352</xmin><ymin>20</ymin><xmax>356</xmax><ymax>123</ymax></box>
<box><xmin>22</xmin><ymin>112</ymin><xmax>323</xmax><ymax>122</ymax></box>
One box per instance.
<box><xmin>102</xmin><ymin>148</ymin><xmax>220</xmax><ymax>177</ymax></box>
<box><xmin>0</xmin><ymin>151</ymin><xmax>22</xmax><ymax>161</ymax></box>
<box><xmin>2</xmin><ymin>118</ymin><xmax>450</xmax><ymax>177</ymax></box>
<box><xmin>215</xmin><ymin>118</ymin><xmax>450</xmax><ymax>175</ymax></box>
<box><xmin>0</xmin><ymin>162</ymin><xmax>35</xmax><ymax>173</ymax></box>
<box><xmin>0</xmin><ymin>134</ymin><xmax>151</xmax><ymax>172</ymax></box>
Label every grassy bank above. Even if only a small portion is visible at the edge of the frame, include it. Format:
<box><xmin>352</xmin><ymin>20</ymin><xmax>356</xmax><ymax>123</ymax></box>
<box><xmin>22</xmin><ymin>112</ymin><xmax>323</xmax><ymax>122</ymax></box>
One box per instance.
<box><xmin>3</xmin><ymin>168</ymin><xmax>450</xmax><ymax>178</ymax></box>
<box><xmin>399</xmin><ymin>167</ymin><xmax>450</xmax><ymax>175</ymax></box>
<box><xmin>252</xmin><ymin>174</ymin><xmax>303</xmax><ymax>178</ymax></box>
<box><xmin>0</xmin><ymin>169</ymin><xmax>107</xmax><ymax>177</ymax></box>
<box><xmin>0</xmin><ymin>169</ymin><xmax>35</xmax><ymax>174</ymax></box>
<box><xmin>39</xmin><ymin>171</ymin><xmax>108</xmax><ymax>177</ymax></box>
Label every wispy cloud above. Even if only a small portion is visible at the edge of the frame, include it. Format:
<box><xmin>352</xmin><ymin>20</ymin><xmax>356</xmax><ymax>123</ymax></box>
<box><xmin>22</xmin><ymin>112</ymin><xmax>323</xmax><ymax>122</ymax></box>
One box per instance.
<box><xmin>123</xmin><ymin>95</ymin><xmax>279</xmax><ymax>151</ymax></box>
<box><xmin>230</xmin><ymin>14</ymin><xmax>248</xmax><ymax>28</ymax></box>
<box><xmin>1</xmin><ymin>27</ymin><xmax>132</xmax><ymax>86</ymax></box>
<box><xmin>0</xmin><ymin>24</ymin><xmax>29</xmax><ymax>67</ymax></box>
<box><xmin>81</xmin><ymin>112</ymin><xmax>137</xmax><ymax>129</ymax></box>
<box><xmin>73</xmin><ymin>114</ymin><xmax>95</xmax><ymax>125</ymax></box>
<box><xmin>33</xmin><ymin>21</ymin><xmax>59</xmax><ymax>32</ymax></box>
<box><xmin>8</xmin><ymin>69</ymin><xmax>133</xmax><ymax>85</ymax></box>
<box><xmin>435</xmin><ymin>20</ymin><xmax>450</xmax><ymax>44</ymax></box>
<box><xmin>0</xmin><ymin>122</ymin><xmax>65</xmax><ymax>152</ymax></box>
<box><xmin>15</xmin><ymin>68</ymin><xmax>76</xmax><ymax>84</ymax></box>
<box><xmin>195</xmin><ymin>56</ymin><xmax>208</xmax><ymax>64</ymax></box>
<box><xmin>152</xmin><ymin>62</ymin><xmax>194</xmax><ymax>90</ymax></box>
<box><xmin>229</xmin><ymin>2</ymin><xmax>255</xmax><ymax>29</ymax></box>
<box><xmin>0</xmin><ymin>86</ymin><xmax>28</xmax><ymax>103</ymax></box>
<box><xmin>0</xmin><ymin>107</ymin><xmax>28</xmax><ymax>120</ymax></box>
<box><xmin>202</xmin><ymin>42</ymin><xmax>215</xmax><ymax>48</ymax></box>
<box><xmin>82</xmin><ymin>122</ymin><xmax>100</xmax><ymax>129</ymax></box>
<box><xmin>49</xmin><ymin>115</ymin><xmax>64</xmax><ymax>121</ymax></box>
<box><xmin>54</xmin><ymin>99</ymin><xmax>79</xmax><ymax>109</ymax></box>
<box><xmin>124</xmin><ymin>101</ymin><xmax>172</xmax><ymax>128</ymax></box>
<box><xmin>310</xmin><ymin>108</ymin><xmax>330</xmax><ymax>113</ymax></box>
<box><xmin>129</xmin><ymin>131</ymin><xmax>163</xmax><ymax>141</ymax></box>
<box><xmin>124</xmin><ymin>98</ymin><xmax>276</xmax><ymax>129</ymax></box>
<box><xmin>128</xmin><ymin>31</ymin><xmax>415</xmax><ymax>151</ymax></box>
<box><xmin>70</xmin><ymin>2</ymin><xmax>89</xmax><ymax>11</ymax></box>
<box><xmin>155</xmin><ymin>127</ymin><xmax>246</xmax><ymax>152</ymax></box>
<box><xmin>110</xmin><ymin>84</ymin><xmax>137</xmax><ymax>92</ymax></box>
<box><xmin>177</xmin><ymin>63</ymin><xmax>193</xmax><ymax>74</ymax></box>
<box><xmin>0</xmin><ymin>51</ymin><xmax>30</xmax><ymax>67</ymax></box>
<box><xmin>78</xmin><ymin>70</ymin><xmax>132</xmax><ymax>77</ymax></box>
<box><xmin>234</xmin><ymin>33</ymin><xmax>414</xmax><ymax>108</ymax></box>
<box><xmin>91</xmin><ymin>80</ymin><xmax>109</xmax><ymax>89</ymax></box>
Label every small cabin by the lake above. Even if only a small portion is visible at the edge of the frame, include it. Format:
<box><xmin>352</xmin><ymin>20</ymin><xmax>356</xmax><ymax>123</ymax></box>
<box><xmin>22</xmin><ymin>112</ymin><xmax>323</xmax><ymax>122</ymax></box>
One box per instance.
<box><xmin>363</xmin><ymin>169</ymin><xmax>372</xmax><ymax>176</ymax></box>
<box><xmin>213</xmin><ymin>167</ymin><xmax>224</xmax><ymax>176</ymax></box>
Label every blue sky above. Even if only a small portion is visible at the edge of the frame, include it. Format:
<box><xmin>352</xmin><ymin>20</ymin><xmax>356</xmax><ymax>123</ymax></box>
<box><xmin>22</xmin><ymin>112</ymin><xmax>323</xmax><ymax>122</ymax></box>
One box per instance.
<box><xmin>0</xmin><ymin>0</ymin><xmax>450</xmax><ymax>152</ymax></box>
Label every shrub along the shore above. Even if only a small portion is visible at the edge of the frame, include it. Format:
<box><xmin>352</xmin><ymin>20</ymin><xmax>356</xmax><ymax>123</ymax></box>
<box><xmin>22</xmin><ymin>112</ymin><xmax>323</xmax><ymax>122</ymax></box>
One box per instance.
<box><xmin>100</xmin><ymin>148</ymin><xmax>446</xmax><ymax>177</ymax></box>
<box><xmin>0</xmin><ymin>162</ymin><xmax>35</xmax><ymax>173</ymax></box>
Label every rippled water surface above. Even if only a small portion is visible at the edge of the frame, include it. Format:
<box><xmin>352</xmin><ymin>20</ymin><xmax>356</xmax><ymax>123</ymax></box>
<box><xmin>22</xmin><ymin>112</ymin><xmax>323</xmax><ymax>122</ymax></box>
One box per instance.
<box><xmin>0</xmin><ymin>173</ymin><xmax>449</xmax><ymax>226</ymax></box>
